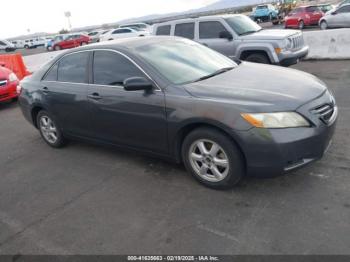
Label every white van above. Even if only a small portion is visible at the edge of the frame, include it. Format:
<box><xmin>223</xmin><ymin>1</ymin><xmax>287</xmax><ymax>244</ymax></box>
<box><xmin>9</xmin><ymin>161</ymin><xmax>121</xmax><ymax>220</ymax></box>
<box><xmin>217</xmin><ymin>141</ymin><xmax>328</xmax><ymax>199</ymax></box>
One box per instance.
<box><xmin>11</xmin><ymin>40</ymin><xmax>25</xmax><ymax>49</ymax></box>
<box><xmin>24</xmin><ymin>37</ymin><xmax>46</xmax><ymax>49</ymax></box>
<box><xmin>0</xmin><ymin>39</ymin><xmax>16</xmax><ymax>52</ymax></box>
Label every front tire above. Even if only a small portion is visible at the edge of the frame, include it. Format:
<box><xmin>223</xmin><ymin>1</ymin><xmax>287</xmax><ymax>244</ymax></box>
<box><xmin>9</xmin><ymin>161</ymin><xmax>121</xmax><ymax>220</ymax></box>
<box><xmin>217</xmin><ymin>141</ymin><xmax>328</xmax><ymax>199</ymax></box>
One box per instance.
<box><xmin>182</xmin><ymin>128</ymin><xmax>244</xmax><ymax>189</ymax></box>
<box><xmin>37</xmin><ymin>110</ymin><xmax>66</xmax><ymax>148</ymax></box>
<box><xmin>298</xmin><ymin>20</ymin><xmax>304</xmax><ymax>30</ymax></box>
<box><xmin>244</xmin><ymin>53</ymin><xmax>270</xmax><ymax>64</ymax></box>
<box><xmin>54</xmin><ymin>45</ymin><xmax>61</xmax><ymax>51</ymax></box>
<box><xmin>320</xmin><ymin>20</ymin><xmax>328</xmax><ymax>30</ymax></box>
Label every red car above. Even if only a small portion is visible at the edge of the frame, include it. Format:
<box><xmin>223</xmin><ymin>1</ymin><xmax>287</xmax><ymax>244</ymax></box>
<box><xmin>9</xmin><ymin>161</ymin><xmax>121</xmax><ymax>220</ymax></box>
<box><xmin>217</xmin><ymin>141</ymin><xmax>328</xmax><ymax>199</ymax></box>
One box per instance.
<box><xmin>53</xmin><ymin>34</ymin><xmax>90</xmax><ymax>51</ymax></box>
<box><xmin>0</xmin><ymin>66</ymin><xmax>19</xmax><ymax>103</ymax></box>
<box><xmin>285</xmin><ymin>6</ymin><xmax>324</xmax><ymax>29</ymax></box>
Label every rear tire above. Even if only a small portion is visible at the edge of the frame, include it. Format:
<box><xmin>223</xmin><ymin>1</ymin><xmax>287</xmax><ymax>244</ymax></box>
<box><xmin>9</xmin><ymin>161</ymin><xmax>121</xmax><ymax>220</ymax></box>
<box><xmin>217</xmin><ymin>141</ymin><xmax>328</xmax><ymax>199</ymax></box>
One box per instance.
<box><xmin>182</xmin><ymin>127</ymin><xmax>244</xmax><ymax>189</ymax></box>
<box><xmin>244</xmin><ymin>53</ymin><xmax>270</xmax><ymax>64</ymax></box>
<box><xmin>37</xmin><ymin>110</ymin><xmax>66</xmax><ymax>148</ymax></box>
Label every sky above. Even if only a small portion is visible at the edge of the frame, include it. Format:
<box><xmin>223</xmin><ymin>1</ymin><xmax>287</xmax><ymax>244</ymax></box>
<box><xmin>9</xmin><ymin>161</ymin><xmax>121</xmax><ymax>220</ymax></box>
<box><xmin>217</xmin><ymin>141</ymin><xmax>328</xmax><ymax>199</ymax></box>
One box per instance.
<box><xmin>0</xmin><ymin>0</ymin><xmax>217</xmax><ymax>39</ymax></box>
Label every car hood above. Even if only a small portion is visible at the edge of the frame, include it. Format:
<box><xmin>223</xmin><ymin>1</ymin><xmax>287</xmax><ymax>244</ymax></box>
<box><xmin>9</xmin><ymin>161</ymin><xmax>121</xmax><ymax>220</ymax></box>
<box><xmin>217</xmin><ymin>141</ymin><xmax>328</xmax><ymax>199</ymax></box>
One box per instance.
<box><xmin>183</xmin><ymin>62</ymin><xmax>327</xmax><ymax>112</ymax></box>
<box><xmin>240</xmin><ymin>29</ymin><xmax>300</xmax><ymax>40</ymax></box>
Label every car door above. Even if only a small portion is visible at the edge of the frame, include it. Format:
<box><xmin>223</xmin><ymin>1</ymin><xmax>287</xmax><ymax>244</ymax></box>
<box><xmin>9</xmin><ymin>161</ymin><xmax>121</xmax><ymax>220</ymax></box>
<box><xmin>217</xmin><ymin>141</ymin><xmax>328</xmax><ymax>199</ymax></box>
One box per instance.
<box><xmin>87</xmin><ymin>50</ymin><xmax>168</xmax><ymax>154</ymax></box>
<box><xmin>41</xmin><ymin>51</ymin><xmax>92</xmax><ymax>137</ymax></box>
<box><xmin>337</xmin><ymin>5</ymin><xmax>350</xmax><ymax>26</ymax></box>
<box><xmin>328</xmin><ymin>6</ymin><xmax>349</xmax><ymax>27</ymax></box>
<box><xmin>306</xmin><ymin>6</ymin><xmax>323</xmax><ymax>24</ymax></box>
<box><xmin>63</xmin><ymin>36</ymin><xmax>75</xmax><ymax>49</ymax></box>
<box><xmin>197</xmin><ymin>20</ymin><xmax>234</xmax><ymax>57</ymax></box>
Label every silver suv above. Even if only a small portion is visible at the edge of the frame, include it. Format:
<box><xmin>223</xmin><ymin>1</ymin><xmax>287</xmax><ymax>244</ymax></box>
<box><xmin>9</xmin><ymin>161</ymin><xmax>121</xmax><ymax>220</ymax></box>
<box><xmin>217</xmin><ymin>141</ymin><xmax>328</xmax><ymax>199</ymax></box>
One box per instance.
<box><xmin>153</xmin><ymin>14</ymin><xmax>309</xmax><ymax>66</ymax></box>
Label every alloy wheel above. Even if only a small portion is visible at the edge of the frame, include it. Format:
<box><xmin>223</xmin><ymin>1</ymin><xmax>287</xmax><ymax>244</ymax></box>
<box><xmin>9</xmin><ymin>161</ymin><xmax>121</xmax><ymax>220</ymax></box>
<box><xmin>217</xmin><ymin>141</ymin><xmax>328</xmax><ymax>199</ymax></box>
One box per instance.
<box><xmin>189</xmin><ymin>139</ymin><xmax>229</xmax><ymax>182</ymax></box>
<box><xmin>39</xmin><ymin>116</ymin><xmax>58</xmax><ymax>144</ymax></box>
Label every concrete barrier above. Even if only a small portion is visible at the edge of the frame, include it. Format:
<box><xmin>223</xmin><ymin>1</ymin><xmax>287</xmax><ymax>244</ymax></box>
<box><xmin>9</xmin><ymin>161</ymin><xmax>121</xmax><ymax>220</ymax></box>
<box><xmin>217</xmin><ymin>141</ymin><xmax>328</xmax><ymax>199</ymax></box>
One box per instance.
<box><xmin>303</xmin><ymin>28</ymin><xmax>350</xmax><ymax>60</ymax></box>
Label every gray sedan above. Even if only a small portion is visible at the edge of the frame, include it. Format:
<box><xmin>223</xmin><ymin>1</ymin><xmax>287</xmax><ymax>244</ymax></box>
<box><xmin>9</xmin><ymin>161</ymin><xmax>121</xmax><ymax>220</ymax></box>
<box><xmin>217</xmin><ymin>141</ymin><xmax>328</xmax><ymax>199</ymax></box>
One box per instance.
<box><xmin>320</xmin><ymin>4</ymin><xmax>350</xmax><ymax>29</ymax></box>
<box><xmin>18</xmin><ymin>37</ymin><xmax>337</xmax><ymax>189</ymax></box>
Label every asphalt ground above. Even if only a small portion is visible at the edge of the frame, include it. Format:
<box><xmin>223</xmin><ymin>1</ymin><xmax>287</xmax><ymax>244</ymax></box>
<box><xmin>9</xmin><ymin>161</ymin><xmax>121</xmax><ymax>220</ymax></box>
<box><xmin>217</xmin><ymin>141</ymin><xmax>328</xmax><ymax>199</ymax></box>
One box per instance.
<box><xmin>0</xmin><ymin>60</ymin><xmax>349</xmax><ymax>255</ymax></box>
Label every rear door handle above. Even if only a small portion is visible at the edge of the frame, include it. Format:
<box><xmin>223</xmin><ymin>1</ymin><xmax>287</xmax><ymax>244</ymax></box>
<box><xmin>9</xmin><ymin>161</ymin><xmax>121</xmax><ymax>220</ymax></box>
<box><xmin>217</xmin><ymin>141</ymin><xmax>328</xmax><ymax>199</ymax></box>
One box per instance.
<box><xmin>88</xmin><ymin>93</ymin><xmax>102</xmax><ymax>100</ymax></box>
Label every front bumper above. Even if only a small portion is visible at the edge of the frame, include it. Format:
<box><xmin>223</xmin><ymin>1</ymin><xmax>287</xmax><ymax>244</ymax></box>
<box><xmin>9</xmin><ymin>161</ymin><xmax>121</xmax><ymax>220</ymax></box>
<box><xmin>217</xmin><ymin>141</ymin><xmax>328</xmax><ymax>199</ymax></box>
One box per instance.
<box><xmin>0</xmin><ymin>82</ymin><xmax>18</xmax><ymax>102</ymax></box>
<box><xmin>235</xmin><ymin>91</ymin><xmax>337</xmax><ymax>177</ymax></box>
<box><xmin>278</xmin><ymin>45</ymin><xmax>309</xmax><ymax>66</ymax></box>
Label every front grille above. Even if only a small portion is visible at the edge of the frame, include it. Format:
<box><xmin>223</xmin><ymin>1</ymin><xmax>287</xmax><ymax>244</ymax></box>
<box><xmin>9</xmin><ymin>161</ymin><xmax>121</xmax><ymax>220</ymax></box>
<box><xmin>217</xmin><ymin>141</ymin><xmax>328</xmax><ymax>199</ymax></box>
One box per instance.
<box><xmin>0</xmin><ymin>79</ymin><xmax>7</xmax><ymax>87</ymax></box>
<box><xmin>290</xmin><ymin>34</ymin><xmax>304</xmax><ymax>50</ymax></box>
<box><xmin>312</xmin><ymin>103</ymin><xmax>335</xmax><ymax>124</ymax></box>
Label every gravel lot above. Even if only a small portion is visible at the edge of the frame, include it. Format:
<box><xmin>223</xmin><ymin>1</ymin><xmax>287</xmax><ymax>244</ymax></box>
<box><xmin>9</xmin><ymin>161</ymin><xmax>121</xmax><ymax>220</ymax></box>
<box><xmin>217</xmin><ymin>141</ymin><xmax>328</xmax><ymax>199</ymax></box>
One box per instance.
<box><xmin>0</xmin><ymin>60</ymin><xmax>349</xmax><ymax>255</ymax></box>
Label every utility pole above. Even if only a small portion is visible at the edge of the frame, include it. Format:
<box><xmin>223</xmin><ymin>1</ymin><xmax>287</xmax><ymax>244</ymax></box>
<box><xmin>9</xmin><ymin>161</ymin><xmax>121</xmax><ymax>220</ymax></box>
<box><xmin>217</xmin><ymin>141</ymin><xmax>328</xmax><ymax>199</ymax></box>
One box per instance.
<box><xmin>64</xmin><ymin>11</ymin><xmax>72</xmax><ymax>30</ymax></box>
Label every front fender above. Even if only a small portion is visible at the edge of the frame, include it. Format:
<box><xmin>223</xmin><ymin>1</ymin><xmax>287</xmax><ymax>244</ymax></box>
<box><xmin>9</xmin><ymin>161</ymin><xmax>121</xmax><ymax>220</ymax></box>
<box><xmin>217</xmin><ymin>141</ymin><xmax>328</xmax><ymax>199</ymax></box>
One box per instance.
<box><xmin>235</xmin><ymin>43</ymin><xmax>279</xmax><ymax>63</ymax></box>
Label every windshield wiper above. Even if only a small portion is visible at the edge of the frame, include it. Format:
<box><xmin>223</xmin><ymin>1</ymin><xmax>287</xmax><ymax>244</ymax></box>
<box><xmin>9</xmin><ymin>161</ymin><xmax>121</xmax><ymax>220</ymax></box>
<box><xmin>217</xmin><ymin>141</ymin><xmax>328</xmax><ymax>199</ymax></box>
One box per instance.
<box><xmin>193</xmin><ymin>67</ymin><xmax>234</xmax><ymax>82</ymax></box>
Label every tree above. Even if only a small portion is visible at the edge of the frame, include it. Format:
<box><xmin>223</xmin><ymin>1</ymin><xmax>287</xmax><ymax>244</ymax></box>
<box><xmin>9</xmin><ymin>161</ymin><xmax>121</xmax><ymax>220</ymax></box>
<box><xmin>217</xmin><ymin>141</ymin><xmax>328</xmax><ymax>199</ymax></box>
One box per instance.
<box><xmin>59</xmin><ymin>28</ymin><xmax>69</xmax><ymax>34</ymax></box>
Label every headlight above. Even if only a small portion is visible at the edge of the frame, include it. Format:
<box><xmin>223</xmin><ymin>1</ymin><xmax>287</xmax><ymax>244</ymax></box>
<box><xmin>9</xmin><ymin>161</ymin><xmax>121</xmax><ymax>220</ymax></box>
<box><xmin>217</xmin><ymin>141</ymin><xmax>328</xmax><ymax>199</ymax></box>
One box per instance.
<box><xmin>8</xmin><ymin>73</ymin><xmax>18</xmax><ymax>82</ymax></box>
<box><xmin>241</xmin><ymin>112</ymin><xmax>310</xmax><ymax>128</ymax></box>
<box><xmin>283</xmin><ymin>38</ymin><xmax>293</xmax><ymax>50</ymax></box>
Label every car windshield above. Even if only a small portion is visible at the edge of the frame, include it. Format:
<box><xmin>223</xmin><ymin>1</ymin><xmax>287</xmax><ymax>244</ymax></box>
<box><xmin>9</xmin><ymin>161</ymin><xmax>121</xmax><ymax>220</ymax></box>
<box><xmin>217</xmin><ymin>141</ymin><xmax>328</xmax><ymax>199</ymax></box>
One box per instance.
<box><xmin>135</xmin><ymin>39</ymin><xmax>237</xmax><ymax>85</ymax></box>
<box><xmin>256</xmin><ymin>5</ymin><xmax>268</xmax><ymax>9</ymax></box>
<box><xmin>225</xmin><ymin>16</ymin><xmax>262</xmax><ymax>36</ymax></box>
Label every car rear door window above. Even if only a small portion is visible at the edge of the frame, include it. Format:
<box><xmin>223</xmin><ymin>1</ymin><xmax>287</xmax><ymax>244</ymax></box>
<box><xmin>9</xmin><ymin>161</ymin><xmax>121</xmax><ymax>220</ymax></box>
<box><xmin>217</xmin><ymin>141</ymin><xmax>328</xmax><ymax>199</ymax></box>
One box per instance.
<box><xmin>57</xmin><ymin>52</ymin><xmax>89</xmax><ymax>83</ymax></box>
<box><xmin>156</xmin><ymin>25</ymin><xmax>171</xmax><ymax>35</ymax></box>
<box><xmin>199</xmin><ymin>21</ymin><xmax>228</xmax><ymax>39</ymax></box>
<box><xmin>174</xmin><ymin>23</ymin><xmax>195</xmax><ymax>39</ymax></box>
<box><xmin>93</xmin><ymin>51</ymin><xmax>144</xmax><ymax>86</ymax></box>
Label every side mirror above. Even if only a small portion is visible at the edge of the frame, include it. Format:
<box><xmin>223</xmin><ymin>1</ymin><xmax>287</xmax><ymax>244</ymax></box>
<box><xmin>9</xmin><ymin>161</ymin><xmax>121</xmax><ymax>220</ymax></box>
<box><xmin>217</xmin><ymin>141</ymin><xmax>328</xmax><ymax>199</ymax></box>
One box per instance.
<box><xmin>331</xmin><ymin>11</ymin><xmax>337</xmax><ymax>15</ymax></box>
<box><xmin>123</xmin><ymin>77</ymin><xmax>153</xmax><ymax>91</ymax></box>
<box><xmin>219</xmin><ymin>31</ymin><xmax>233</xmax><ymax>41</ymax></box>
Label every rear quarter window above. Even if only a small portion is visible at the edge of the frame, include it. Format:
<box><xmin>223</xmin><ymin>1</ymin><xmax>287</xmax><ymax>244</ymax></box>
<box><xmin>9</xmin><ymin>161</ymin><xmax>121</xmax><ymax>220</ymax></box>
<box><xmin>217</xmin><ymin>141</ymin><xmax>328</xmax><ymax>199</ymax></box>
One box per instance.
<box><xmin>156</xmin><ymin>25</ymin><xmax>171</xmax><ymax>36</ymax></box>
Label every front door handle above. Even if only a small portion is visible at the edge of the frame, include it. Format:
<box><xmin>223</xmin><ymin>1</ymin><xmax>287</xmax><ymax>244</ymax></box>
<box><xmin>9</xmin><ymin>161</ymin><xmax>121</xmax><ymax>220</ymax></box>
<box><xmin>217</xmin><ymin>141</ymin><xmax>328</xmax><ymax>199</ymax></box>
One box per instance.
<box><xmin>88</xmin><ymin>93</ymin><xmax>102</xmax><ymax>100</ymax></box>
<box><xmin>42</xmin><ymin>86</ymin><xmax>49</xmax><ymax>93</ymax></box>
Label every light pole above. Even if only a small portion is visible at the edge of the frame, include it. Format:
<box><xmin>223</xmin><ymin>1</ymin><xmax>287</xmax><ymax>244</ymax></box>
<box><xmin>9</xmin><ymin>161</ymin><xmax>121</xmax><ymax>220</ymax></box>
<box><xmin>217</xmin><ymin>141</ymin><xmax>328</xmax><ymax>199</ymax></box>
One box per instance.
<box><xmin>64</xmin><ymin>11</ymin><xmax>72</xmax><ymax>30</ymax></box>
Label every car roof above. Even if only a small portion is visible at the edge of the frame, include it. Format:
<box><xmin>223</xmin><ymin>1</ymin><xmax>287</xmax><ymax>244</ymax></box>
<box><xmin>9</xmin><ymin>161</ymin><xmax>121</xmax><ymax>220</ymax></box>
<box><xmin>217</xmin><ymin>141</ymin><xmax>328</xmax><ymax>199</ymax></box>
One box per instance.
<box><xmin>154</xmin><ymin>14</ymin><xmax>244</xmax><ymax>25</ymax></box>
<box><xmin>59</xmin><ymin>36</ymin><xmax>183</xmax><ymax>54</ymax></box>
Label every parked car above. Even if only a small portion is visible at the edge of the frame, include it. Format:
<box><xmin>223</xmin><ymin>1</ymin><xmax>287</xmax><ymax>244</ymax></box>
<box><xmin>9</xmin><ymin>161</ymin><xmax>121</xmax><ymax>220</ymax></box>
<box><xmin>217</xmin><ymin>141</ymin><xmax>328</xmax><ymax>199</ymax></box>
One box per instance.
<box><xmin>52</xmin><ymin>34</ymin><xmax>90</xmax><ymax>51</ymax></box>
<box><xmin>251</xmin><ymin>4</ymin><xmax>279</xmax><ymax>22</ymax></box>
<box><xmin>119</xmin><ymin>23</ymin><xmax>151</xmax><ymax>32</ymax></box>
<box><xmin>100</xmin><ymin>28</ymin><xmax>150</xmax><ymax>41</ymax></box>
<box><xmin>0</xmin><ymin>65</ymin><xmax>19</xmax><ymax>103</ymax></box>
<box><xmin>319</xmin><ymin>4</ymin><xmax>350</xmax><ymax>29</ymax></box>
<box><xmin>18</xmin><ymin>37</ymin><xmax>337</xmax><ymax>189</ymax></box>
<box><xmin>88</xmin><ymin>31</ymin><xmax>104</xmax><ymax>43</ymax></box>
<box><xmin>11</xmin><ymin>40</ymin><xmax>25</xmax><ymax>49</ymax></box>
<box><xmin>285</xmin><ymin>6</ymin><xmax>324</xmax><ymax>29</ymax></box>
<box><xmin>46</xmin><ymin>35</ymin><xmax>68</xmax><ymax>50</ymax></box>
<box><xmin>153</xmin><ymin>14</ymin><xmax>308</xmax><ymax>66</ymax></box>
<box><xmin>0</xmin><ymin>39</ymin><xmax>16</xmax><ymax>52</ymax></box>
<box><xmin>24</xmin><ymin>37</ymin><xmax>46</xmax><ymax>49</ymax></box>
